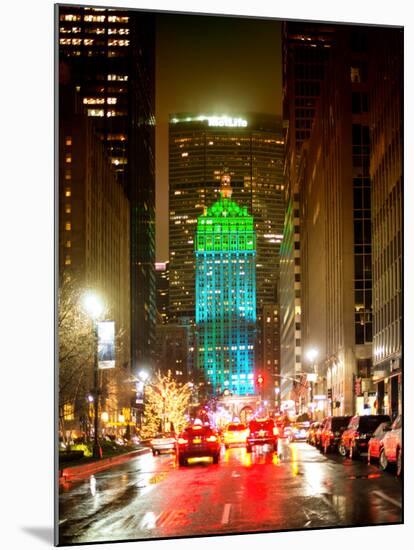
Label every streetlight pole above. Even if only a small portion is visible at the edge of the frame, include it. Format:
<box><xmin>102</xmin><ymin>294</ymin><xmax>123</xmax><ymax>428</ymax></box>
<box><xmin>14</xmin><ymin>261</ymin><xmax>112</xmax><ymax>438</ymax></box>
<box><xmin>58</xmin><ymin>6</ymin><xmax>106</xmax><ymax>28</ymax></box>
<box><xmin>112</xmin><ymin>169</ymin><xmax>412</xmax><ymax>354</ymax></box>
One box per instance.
<box><xmin>82</xmin><ymin>291</ymin><xmax>104</xmax><ymax>460</ymax></box>
<box><xmin>92</xmin><ymin>321</ymin><xmax>102</xmax><ymax>459</ymax></box>
<box><xmin>306</xmin><ymin>348</ymin><xmax>319</xmax><ymax>421</ymax></box>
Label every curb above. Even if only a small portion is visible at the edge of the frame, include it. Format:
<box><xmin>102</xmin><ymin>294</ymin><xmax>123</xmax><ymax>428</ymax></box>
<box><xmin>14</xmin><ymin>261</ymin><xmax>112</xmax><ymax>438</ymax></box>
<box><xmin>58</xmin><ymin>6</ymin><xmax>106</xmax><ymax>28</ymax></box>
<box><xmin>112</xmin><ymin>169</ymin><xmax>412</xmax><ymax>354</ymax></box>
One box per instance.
<box><xmin>59</xmin><ymin>447</ymin><xmax>151</xmax><ymax>484</ymax></box>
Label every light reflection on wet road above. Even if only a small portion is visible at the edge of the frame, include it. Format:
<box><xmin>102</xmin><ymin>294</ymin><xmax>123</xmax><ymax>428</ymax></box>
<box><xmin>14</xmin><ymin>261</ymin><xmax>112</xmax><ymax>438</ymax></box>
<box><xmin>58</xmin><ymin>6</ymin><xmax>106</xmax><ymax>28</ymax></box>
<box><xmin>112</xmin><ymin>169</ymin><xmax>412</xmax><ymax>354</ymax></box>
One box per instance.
<box><xmin>59</xmin><ymin>440</ymin><xmax>402</xmax><ymax>544</ymax></box>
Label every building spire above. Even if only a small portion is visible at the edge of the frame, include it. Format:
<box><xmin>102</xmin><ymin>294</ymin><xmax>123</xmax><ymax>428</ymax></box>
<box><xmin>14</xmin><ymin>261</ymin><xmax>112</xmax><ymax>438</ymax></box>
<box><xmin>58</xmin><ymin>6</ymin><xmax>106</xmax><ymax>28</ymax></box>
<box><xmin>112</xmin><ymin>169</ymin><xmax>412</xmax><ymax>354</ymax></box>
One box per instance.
<box><xmin>220</xmin><ymin>172</ymin><xmax>233</xmax><ymax>199</ymax></box>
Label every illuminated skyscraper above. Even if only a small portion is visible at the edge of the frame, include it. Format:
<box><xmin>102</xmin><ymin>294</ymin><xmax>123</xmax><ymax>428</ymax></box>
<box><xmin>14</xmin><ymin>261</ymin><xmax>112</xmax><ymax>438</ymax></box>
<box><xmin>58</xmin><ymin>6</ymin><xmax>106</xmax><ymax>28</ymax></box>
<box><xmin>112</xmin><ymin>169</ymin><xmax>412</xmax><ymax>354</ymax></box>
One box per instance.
<box><xmin>169</xmin><ymin>113</ymin><xmax>284</xmax><ymax>323</ymax></box>
<box><xmin>195</xmin><ymin>175</ymin><xmax>256</xmax><ymax>396</ymax></box>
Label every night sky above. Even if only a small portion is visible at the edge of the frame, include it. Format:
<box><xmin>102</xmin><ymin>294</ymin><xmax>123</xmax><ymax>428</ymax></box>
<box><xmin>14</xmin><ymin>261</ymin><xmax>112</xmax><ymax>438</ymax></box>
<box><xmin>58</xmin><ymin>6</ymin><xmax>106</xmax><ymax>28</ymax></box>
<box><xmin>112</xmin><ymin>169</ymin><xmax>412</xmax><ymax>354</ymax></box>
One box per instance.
<box><xmin>155</xmin><ymin>12</ymin><xmax>282</xmax><ymax>261</ymax></box>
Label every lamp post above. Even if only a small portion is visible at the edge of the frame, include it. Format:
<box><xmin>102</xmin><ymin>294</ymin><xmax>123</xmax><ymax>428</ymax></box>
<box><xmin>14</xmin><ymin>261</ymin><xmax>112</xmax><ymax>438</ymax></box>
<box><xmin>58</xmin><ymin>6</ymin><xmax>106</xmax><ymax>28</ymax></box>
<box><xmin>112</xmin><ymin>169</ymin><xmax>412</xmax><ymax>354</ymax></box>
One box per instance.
<box><xmin>82</xmin><ymin>291</ymin><xmax>104</xmax><ymax>459</ymax></box>
<box><xmin>306</xmin><ymin>348</ymin><xmax>319</xmax><ymax>420</ymax></box>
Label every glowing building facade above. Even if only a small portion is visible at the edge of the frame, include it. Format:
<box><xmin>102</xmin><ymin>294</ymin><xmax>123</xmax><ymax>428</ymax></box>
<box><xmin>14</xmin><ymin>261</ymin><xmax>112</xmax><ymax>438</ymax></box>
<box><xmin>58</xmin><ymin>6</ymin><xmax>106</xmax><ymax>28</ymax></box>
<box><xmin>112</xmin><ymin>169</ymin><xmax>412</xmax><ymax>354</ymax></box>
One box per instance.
<box><xmin>195</xmin><ymin>175</ymin><xmax>256</xmax><ymax>396</ymax></box>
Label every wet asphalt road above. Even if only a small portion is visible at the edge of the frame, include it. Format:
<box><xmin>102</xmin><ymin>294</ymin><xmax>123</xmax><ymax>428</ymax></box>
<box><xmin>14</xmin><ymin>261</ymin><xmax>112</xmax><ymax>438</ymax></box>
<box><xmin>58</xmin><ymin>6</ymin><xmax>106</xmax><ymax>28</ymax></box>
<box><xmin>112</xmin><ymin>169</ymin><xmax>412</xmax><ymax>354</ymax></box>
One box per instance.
<box><xmin>58</xmin><ymin>440</ymin><xmax>402</xmax><ymax>544</ymax></box>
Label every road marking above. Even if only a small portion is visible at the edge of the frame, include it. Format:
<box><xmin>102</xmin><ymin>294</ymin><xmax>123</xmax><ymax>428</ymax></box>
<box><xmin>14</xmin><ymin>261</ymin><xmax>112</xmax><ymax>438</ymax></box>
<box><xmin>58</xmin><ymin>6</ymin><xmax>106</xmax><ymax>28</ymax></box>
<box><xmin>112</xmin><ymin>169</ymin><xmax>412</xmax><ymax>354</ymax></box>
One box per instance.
<box><xmin>140</xmin><ymin>511</ymin><xmax>160</xmax><ymax>530</ymax></box>
<box><xmin>157</xmin><ymin>510</ymin><xmax>175</xmax><ymax>527</ymax></box>
<box><xmin>221</xmin><ymin>503</ymin><xmax>232</xmax><ymax>524</ymax></box>
<box><xmin>372</xmin><ymin>491</ymin><xmax>402</xmax><ymax>509</ymax></box>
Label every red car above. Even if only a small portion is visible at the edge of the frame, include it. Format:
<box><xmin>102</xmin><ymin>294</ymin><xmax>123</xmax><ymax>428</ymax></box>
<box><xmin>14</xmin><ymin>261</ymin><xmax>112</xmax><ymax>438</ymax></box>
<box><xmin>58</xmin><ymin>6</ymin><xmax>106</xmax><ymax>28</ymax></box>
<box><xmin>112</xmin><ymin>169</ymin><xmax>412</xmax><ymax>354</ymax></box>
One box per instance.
<box><xmin>246</xmin><ymin>417</ymin><xmax>278</xmax><ymax>453</ymax></box>
<box><xmin>319</xmin><ymin>416</ymin><xmax>352</xmax><ymax>454</ymax></box>
<box><xmin>367</xmin><ymin>421</ymin><xmax>391</xmax><ymax>463</ymax></box>
<box><xmin>177</xmin><ymin>424</ymin><xmax>221</xmax><ymax>466</ymax></box>
<box><xmin>380</xmin><ymin>414</ymin><xmax>402</xmax><ymax>476</ymax></box>
<box><xmin>339</xmin><ymin>414</ymin><xmax>390</xmax><ymax>459</ymax></box>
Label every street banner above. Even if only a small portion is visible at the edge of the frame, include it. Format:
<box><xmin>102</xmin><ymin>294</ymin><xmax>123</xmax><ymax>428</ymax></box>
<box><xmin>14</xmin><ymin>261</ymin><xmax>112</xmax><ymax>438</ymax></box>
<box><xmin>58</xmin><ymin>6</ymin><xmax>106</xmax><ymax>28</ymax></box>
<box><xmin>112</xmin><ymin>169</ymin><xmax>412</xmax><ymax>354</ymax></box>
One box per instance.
<box><xmin>97</xmin><ymin>320</ymin><xmax>115</xmax><ymax>369</ymax></box>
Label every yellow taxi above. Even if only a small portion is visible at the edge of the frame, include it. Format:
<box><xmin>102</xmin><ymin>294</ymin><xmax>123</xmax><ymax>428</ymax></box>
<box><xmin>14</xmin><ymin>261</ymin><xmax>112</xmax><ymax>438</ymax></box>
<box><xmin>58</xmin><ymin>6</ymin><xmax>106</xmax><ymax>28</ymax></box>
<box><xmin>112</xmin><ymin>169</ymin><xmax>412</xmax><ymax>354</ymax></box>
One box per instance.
<box><xmin>223</xmin><ymin>422</ymin><xmax>249</xmax><ymax>448</ymax></box>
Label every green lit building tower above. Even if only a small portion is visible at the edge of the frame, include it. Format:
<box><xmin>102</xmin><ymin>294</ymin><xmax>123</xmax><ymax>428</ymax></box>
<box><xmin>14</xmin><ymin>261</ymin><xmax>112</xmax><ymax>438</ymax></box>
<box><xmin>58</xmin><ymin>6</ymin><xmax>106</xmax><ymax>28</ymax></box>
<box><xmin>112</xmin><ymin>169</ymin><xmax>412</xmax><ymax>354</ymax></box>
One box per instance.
<box><xmin>195</xmin><ymin>174</ymin><xmax>256</xmax><ymax>396</ymax></box>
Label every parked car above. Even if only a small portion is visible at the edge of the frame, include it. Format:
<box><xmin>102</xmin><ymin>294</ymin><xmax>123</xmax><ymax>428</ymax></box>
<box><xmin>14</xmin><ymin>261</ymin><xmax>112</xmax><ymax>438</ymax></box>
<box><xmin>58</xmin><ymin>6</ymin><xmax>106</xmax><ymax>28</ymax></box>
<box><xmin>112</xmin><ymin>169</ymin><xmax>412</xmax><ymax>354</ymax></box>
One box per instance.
<box><xmin>246</xmin><ymin>417</ymin><xmax>278</xmax><ymax>453</ymax></box>
<box><xmin>177</xmin><ymin>424</ymin><xmax>221</xmax><ymax>466</ymax></box>
<box><xmin>367</xmin><ymin>421</ymin><xmax>391</xmax><ymax>464</ymax></box>
<box><xmin>320</xmin><ymin>416</ymin><xmax>353</xmax><ymax>454</ymax></box>
<box><xmin>307</xmin><ymin>422</ymin><xmax>322</xmax><ymax>446</ymax></box>
<box><xmin>339</xmin><ymin>414</ymin><xmax>390</xmax><ymax>459</ymax></box>
<box><xmin>379</xmin><ymin>414</ymin><xmax>402</xmax><ymax>476</ymax></box>
<box><xmin>150</xmin><ymin>432</ymin><xmax>177</xmax><ymax>456</ymax></box>
<box><xmin>314</xmin><ymin>419</ymin><xmax>327</xmax><ymax>449</ymax></box>
<box><xmin>223</xmin><ymin>422</ymin><xmax>249</xmax><ymax>448</ymax></box>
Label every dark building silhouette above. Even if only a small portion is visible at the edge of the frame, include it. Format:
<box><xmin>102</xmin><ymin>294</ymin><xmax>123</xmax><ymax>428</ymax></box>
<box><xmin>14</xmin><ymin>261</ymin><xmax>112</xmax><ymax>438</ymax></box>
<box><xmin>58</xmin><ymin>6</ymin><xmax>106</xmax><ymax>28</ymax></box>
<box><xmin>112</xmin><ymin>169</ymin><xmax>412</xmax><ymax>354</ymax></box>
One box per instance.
<box><xmin>58</xmin><ymin>4</ymin><xmax>156</xmax><ymax>372</ymax></box>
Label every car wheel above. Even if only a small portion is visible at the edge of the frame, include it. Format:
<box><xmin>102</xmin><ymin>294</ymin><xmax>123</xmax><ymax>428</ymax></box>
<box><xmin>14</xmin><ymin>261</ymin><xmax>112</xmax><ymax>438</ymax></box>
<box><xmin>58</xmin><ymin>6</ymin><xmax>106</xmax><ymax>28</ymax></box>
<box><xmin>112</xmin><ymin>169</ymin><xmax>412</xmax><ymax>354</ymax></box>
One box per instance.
<box><xmin>338</xmin><ymin>443</ymin><xmax>347</xmax><ymax>457</ymax></box>
<box><xmin>350</xmin><ymin>443</ymin><xmax>357</xmax><ymax>460</ymax></box>
<box><xmin>379</xmin><ymin>449</ymin><xmax>389</xmax><ymax>471</ymax></box>
<box><xmin>396</xmin><ymin>449</ymin><xmax>403</xmax><ymax>478</ymax></box>
<box><xmin>178</xmin><ymin>456</ymin><xmax>187</xmax><ymax>467</ymax></box>
<box><xmin>212</xmin><ymin>454</ymin><xmax>220</xmax><ymax>464</ymax></box>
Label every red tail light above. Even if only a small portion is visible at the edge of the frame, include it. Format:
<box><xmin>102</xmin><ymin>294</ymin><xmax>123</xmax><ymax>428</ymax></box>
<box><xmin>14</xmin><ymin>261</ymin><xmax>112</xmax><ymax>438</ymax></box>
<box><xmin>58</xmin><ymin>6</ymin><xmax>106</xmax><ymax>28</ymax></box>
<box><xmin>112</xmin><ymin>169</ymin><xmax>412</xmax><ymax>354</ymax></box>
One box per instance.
<box><xmin>178</xmin><ymin>437</ymin><xmax>189</xmax><ymax>445</ymax></box>
<box><xmin>206</xmin><ymin>435</ymin><xmax>217</xmax><ymax>442</ymax></box>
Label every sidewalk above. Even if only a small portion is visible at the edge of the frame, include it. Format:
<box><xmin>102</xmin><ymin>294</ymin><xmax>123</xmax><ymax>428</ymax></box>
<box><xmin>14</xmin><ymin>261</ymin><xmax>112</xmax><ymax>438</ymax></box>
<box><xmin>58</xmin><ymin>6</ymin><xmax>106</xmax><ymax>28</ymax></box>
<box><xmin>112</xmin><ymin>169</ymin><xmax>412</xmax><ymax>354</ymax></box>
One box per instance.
<box><xmin>59</xmin><ymin>446</ymin><xmax>151</xmax><ymax>484</ymax></box>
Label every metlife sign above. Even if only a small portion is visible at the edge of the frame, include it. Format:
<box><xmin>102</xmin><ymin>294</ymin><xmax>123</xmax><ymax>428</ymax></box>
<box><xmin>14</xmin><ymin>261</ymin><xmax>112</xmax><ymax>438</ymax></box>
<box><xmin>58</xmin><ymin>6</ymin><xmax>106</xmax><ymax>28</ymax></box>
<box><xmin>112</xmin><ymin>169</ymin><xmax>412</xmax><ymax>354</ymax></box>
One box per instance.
<box><xmin>171</xmin><ymin>115</ymin><xmax>248</xmax><ymax>127</ymax></box>
<box><xmin>207</xmin><ymin>116</ymin><xmax>248</xmax><ymax>127</ymax></box>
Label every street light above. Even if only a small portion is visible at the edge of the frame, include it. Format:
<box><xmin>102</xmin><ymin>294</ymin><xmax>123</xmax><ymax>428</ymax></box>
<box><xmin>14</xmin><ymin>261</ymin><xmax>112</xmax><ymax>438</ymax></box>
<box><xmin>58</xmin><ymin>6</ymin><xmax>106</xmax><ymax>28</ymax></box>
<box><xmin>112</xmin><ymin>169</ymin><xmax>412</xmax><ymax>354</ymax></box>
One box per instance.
<box><xmin>306</xmin><ymin>348</ymin><xmax>319</xmax><ymax>419</ymax></box>
<box><xmin>82</xmin><ymin>291</ymin><xmax>104</xmax><ymax>459</ymax></box>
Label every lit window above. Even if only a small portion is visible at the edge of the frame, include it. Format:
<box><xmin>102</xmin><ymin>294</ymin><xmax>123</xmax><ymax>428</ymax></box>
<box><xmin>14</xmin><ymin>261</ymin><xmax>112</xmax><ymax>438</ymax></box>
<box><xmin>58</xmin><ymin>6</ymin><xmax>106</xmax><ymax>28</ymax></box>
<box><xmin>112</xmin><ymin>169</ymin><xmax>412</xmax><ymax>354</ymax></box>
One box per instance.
<box><xmin>87</xmin><ymin>109</ymin><xmax>104</xmax><ymax>117</ymax></box>
<box><xmin>181</xmin><ymin>152</ymin><xmax>188</xmax><ymax>157</ymax></box>
<box><xmin>65</xmin><ymin>188</ymin><xmax>71</xmax><ymax>197</ymax></box>
<box><xmin>60</xmin><ymin>14</ymin><xmax>81</xmax><ymax>22</ymax></box>
<box><xmin>83</xmin><ymin>97</ymin><xmax>105</xmax><ymax>105</ymax></box>
<box><xmin>65</xmin><ymin>222</ymin><xmax>71</xmax><ymax>231</ymax></box>
<box><xmin>84</xmin><ymin>15</ymin><xmax>105</xmax><ymax>22</ymax></box>
<box><xmin>107</xmin><ymin>97</ymin><xmax>117</xmax><ymax>104</ymax></box>
<box><xmin>65</xmin><ymin>172</ymin><xmax>71</xmax><ymax>180</ymax></box>
<box><xmin>108</xmin><ymin>39</ymin><xmax>130</xmax><ymax>47</ymax></box>
<box><xmin>65</xmin><ymin>256</ymin><xmax>71</xmax><ymax>266</ymax></box>
<box><xmin>66</xmin><ymin>240</ymin><xmax>71</xmax><ymax>248</ymax></box>
<box><xmin>65</xmin><ymin>154</ymin><xmax>71</xmax><ymax>163</ymax></box>
<box><xmin>107</xmin><ymin>74</ymin><xmax>128</xmax><ymax>81</ymax></box>
<box><xmin>65</xmin><ymin>136</ymin><xmax>72</xmax><ymax>146</ymax></box>
<box><xmin>108</xmin><ymin>27</ymin><xmax>130</xmax><ymax>35</ymax></box>
<box><xmin>63</xmin><ymin>402</ymin><xmax>75</xmax><ymax>420</ymax></box>
<box><xmin>65</xmin><ymin>204</ymin><xmax>71</xmax><ymax>214</ymax></box>
<box><xmin>108</xmin><ymin>15</ymin><xmax>129</xmax><ymax>23</ymax></box>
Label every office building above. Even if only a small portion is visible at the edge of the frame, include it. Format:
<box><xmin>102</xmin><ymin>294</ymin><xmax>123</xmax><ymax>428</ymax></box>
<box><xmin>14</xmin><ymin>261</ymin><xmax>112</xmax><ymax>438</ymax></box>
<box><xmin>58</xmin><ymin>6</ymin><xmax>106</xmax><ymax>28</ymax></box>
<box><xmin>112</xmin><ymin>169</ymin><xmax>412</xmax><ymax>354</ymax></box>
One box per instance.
<box><xmin>370</xmin><ymin>29</ymin><xmax>403</xmax><ymax>419</ymax></box>
<box><xmin>195</xmin><ymin>175</ymin><xmax>256</xmax><ymax>396</ymax></box>
<box><xmin>155</xmin><ymin>262</ymin><xmax>170</xmax><ymax>324</ymax></box>
<box><xmin>58</xmin><ymin>4</ymin><xmax>156</xmax><ymax>371</ymax></box>
<box><xmin>300</xmin><ymin>28</ymin><xmax>383</xmax><ymax>415</ymax></box>
<box><xmin>59</xmin><ymin>88</ymin><xmax>131</xmax><ymax>436</ymax></box>
<box><xmin>280</xmin><ymin>22</ymin><xmax>336</xmax><ymax>406</ymax></box>
<box><xmin>169</xmin><ymin>113</ymin><xmax>284</xmax><ymax>322</ymax></box>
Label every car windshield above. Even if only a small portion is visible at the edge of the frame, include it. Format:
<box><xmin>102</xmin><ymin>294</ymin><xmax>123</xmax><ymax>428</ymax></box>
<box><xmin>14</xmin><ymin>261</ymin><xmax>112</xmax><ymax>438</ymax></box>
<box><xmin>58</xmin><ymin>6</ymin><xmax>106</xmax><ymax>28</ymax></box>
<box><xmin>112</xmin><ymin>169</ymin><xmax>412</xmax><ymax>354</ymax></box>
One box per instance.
<box><xmin>226</xmin><ymin>424</ymin><xmax>247</xmax><ymax>431</ymax></box>
<box><xmin>359</xmin><ymin>416</ymin><xmax>390</xmax><ymax>432</ymax></box>
<box><xmin>332</xmin><ymin>417</ymin><xmax>352</xmax><ymax>430</ymax></box>
<box><xmin>373</xmin><ymin>422</ymin><xmax>389</xmax><ymax>436</ymax></box>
